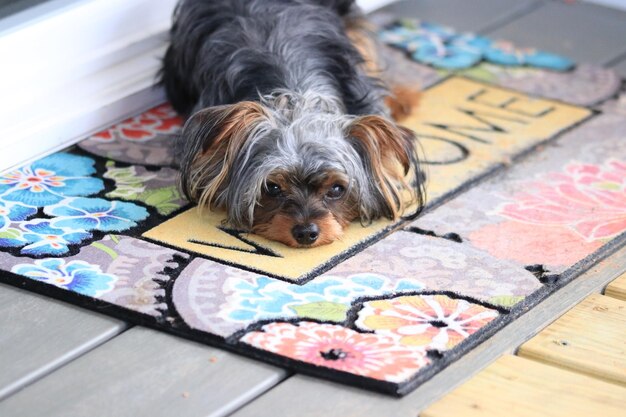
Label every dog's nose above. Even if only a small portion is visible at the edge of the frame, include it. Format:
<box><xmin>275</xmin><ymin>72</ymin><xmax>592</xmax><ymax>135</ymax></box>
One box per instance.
<box><xmin>292</xmin><ymin>223</ymin><xmax>319</xmax><ymax>245</ymax></box>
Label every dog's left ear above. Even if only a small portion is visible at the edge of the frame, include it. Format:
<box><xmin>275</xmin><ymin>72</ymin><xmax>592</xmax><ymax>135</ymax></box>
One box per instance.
<box><xmin>176</xmin><ymin>101</ymin><xmax>271</xmax><ymax>215</ymax></box>
<box><xmin>347</xmin><ymin>115</ymin><xmax>425</xmax><ymax>221</ymax></box>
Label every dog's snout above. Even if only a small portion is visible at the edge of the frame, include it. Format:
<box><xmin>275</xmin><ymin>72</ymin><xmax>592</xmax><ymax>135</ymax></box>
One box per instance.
<box><xmin>292</xmin><ymin>223</ymin><xmax>319</xmax><ymax>245</ymax></box>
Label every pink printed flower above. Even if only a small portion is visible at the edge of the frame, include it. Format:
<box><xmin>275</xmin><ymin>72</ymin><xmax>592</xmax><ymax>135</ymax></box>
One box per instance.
<box><xmin>497</xmin><ymin>160</ymin><xmax>626</xmax><ymax>242</ymax></box>
<box><xmin>91</xmin><ymin>104</ymin><xmax>182</xmax><ymax>142</ymax></box>
<box><xmin>356</xmin><ymin>295</ymin><xmax>498</xmax><ymax>351</ymax></box>
<box><xmin>240</xmin><ymin>321</ymin><xmax>429</xmax><ymax>383</ymax></box>
<box><xmin>469</xmin><ymin>221</ymin><xmax>602</xmax><ymax>266</ymax></box>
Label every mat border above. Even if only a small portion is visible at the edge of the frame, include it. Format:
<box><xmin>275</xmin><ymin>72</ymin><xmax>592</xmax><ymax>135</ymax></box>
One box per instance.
<box><xmin>0</xmin><ymin>76</ymin><xmax>624</xmax><ymax>396</ymax></box>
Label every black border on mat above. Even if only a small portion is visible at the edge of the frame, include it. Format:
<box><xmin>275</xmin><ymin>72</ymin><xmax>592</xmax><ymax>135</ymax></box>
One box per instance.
<box><xmin>0</xmin><ymin>75</ymin><xmax>624</xmax><ymax>397</ymax></box>
<box><xmin>1</xmin><ymin>228</ymin><xmax>625</xmax><ymax>396</ymax></box>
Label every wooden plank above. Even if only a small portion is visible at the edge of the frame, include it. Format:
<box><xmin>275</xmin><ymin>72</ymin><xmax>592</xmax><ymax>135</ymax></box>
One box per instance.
<box><xmin>518</xmin><ymin>294</ymin><xmax>626</xmax><ymax>386</ymax></box>
<box><xmin>486</xmin><ymin>1</ymin><xmax>626</xmax><ymax>65</ymax></box>
<box><xmin>421</xmin><ymin>355</ymin><xmax>626</xmax><ymax>417</ymax></box>
<box><xmin>0</xmin><ymin>283</ymin><xmax>126</xmax><ymax>400</ymax></box>
<box><xmin>605</xmin><ymin>271</ymin><xmax>626</xmax><ymax>301</ymax></box>
<box><xmin>0</xmin><ymin>326</ymin><xmax>288</xmax><ymax>417</ymax></box>
<box><xmin>231</xmin><ymin>245</ymin><xmax>626</xmax><ymax>417</ymax></box>
<box><xmin>380</xmin><ymin>0</ymin><xmax>543</xmax><ymax>33</ymax></box>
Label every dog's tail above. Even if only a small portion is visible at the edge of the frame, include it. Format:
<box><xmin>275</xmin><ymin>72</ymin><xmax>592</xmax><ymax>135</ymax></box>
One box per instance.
<box><xmin>304</xmin><ymin>0</ymin><xmax>356</xmax><ymax>15</ymax></box>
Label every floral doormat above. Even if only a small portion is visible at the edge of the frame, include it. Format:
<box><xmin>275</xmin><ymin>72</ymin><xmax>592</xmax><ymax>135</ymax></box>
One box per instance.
<box><xmin>1</xmin><ymin>20</ymin><xmax>626</xmax><ymax>396</ymax></box>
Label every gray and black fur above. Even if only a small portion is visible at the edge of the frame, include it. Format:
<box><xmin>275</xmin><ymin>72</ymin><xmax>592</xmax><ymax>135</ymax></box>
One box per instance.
<box><xmin>161</xmin><ymin>0</ymin><xmax>425</xmax><ymax>247</ymax></box>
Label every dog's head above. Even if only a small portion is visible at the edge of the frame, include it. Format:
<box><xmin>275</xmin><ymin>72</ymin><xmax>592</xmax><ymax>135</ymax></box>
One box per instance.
<box><xmin>176</xmin><ymin>94</ymin><xmax>424</xmax><ymax>247</ymax></box>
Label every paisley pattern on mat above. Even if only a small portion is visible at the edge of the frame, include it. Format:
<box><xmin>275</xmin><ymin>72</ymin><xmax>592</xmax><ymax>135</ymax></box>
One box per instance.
<box><xmin>1</xmin><ymin>20</ymin><xmax>625</xmax><ymax>395</ymax></box>
<box><xmin>1</xmin><ymin>235</ymin><xmax>189</xmax><ymax>315</ymax></box>
<box><xmin>104</xmin><ymin>162</ymin><xmax>187</xmax><ymax>215</ymax></box>
<box><xmin>172</xmin><ymin>257</ymin><xmax>426</xmax><ymax>338</ymax></box>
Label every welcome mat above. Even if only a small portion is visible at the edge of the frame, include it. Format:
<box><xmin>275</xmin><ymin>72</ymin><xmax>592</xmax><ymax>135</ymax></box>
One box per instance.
<box><xmin>1</xmin><ymin>20</ymin><xmax>625</xmax><ymax>396</ymax></box>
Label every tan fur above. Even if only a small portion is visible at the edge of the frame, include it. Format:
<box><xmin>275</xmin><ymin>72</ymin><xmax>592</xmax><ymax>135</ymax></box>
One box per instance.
<box><xmin>253</xmin><ymin>212</ymin><xmax>344</xmax><ymax>248</ymax></box>
<box><xmin>345</xmin><ymin>17</ymin><xmax>380</xmax><ymax>76</ymax></box>
<box><xmin>345</xmin><ymin>17</ymin><xmax>421</xmax><ymax>123</ymax></box>
<box><xmin>385</xmin><ymin>86</ymin><xmax>421</xmax><ymax>122</ymax></box>
<box><xmin>348</xmin><ymin>116</ymin><xmax>416</xmax><ymax>219</ymax></box>
<box><xmin>313</xmin><ymin>213</ymin><xmax>345</xmax><ymax>246</ymax></box>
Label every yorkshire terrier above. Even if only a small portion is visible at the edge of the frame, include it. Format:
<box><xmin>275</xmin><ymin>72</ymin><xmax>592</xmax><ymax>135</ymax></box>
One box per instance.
<box><xmin>161</xmin><ymin>0</ymin><xmax>424</xmax><ymax>248</ymax></box>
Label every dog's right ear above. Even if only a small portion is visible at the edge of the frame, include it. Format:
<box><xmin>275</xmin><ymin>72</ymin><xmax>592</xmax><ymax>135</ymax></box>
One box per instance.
<box><xmin>176</xmin><ymin>102</ymin><xmax>270</xmax><ymax>211</ymax></box>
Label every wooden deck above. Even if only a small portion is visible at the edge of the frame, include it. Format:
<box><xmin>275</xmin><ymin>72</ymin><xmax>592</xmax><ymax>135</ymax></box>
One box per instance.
<box><xmin>1</xmin><ymin>1</ymin><xmax>626</xmax><ymax>416</ymax></box>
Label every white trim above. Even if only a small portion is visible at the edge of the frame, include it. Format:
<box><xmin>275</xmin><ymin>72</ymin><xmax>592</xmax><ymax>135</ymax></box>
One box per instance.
<box><xmin>0</xmin><ymin>46</ymin><xmax>166</xmax><ymax>171</ymax></box>
<box><xmin>0</xmin><ymin>0</ymin><xmax>175</xmax><ymax>114</ymax></box>
<box><xmin>583</xmin><ymin>0</ymin><xmax>626</xmax><ymax>11</ymax></box>
<box><xmin>0</xmin><ymin>0</ymin><xmax>176</xmax><ymax>173</ymax></box>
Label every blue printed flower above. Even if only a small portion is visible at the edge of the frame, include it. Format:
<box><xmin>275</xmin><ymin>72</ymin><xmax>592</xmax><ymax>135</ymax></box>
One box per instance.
<box><xmin>12</xmin><ymin>258</ymin><xmax>117</xmax><ymax>297</ymax></box>
<box><xmin>20</xmin><ymin>220</ymin><xmax>91</xmax><ymax>256</ymax></box>
<box><xmin>380</xmin><ymin>20</ymin><xmax>574</xmax><ymax>71</ymax></box>
<box><xmin>0</xmin><ymin>227</ymin><xmax>26</xmax><ymax>248</ymax></box>
<box><xmin>413</xmin><ymin>39</ymin><xmax>482</xmax><ymax>70</ymax></box>
<box><xmin>45</xmin><ymin>197</ymin><xmax>149</xmax><ymax>232</ymax></box>
<box><xmin>223</xmin><ymin>273</ymin><xmax>424</xmax><ymax>323</ymax></box>
<box><xmin>0</xmin><ymin>201</ymin><xmax>37</xmax><ymax>231</ymax></box>
<box><xmin>480</xmin><ymin>40</ymin><xmax>574</xmax><ymax>71</ymax></box>
<box><xmin>0</xmin><ymin>153</ymin><xmax>104</xmax><ymax>207</ymax></box>
<box><xmin>380</xmin><ymin>22</ymin><xmax>456</xmax><ymax>54</ymax></box>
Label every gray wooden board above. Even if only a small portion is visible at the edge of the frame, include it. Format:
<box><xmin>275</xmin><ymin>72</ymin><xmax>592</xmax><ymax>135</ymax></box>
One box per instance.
<box><xmin>485</xmin><ymin>1</ymin><xmax>626</xmax><ymax>65</ymax></box>
<box><xmin>0</xmin><ymin>283</ymin><xmax>127</xmax><ymax>400</ymax></box>
<box><xmin>230</xmin><ymin>246</ymin><xmax>626</xmax><ymax>417</ymax></box>
<box><xmin>379</xmin><ymin>0</ymin><xmax>543</xmax><ymax>34</ymax></box>
<box><xmin>611</xmin><ymin>57</ymin><xmax>626</xmax><ymax>78</ymax></box>
<box><xmin>0</xmin><ymin>326</ymin><xmax>289</xmax><ymax>417</ymax></box>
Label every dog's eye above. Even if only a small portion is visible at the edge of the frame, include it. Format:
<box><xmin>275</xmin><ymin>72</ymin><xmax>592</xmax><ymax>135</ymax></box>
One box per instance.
<box><xmin>326</xmin><ymin>184</ymin><xmax>345</xmax><ymax>200</ymax></box>
<box><xmin>266</xmin><ymin>182</ymin><xmax>282</xmax><ymax>197</ymax></box>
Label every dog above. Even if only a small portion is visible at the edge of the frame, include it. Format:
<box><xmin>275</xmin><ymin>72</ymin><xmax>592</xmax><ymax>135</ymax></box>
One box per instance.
<box><xmin>161</xmin><ymin>0</ymin><xmax>424</xmax><ymax>248</ymax></box>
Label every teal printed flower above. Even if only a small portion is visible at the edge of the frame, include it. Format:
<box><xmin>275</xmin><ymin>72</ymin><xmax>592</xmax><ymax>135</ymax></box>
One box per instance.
<box><xmin>0</xmin><ymin>153</ymin><xmax>104</xmax><ymax>207</ymax></box>
<box><xmin>413</xmin><ymin>39</ymin><xmax>482</xmax><ymax>70</ymax></box>
<box><xmin>379</xmin><ymin>20</ymin><xmax>574</xmax><ymax>71</ymax></box>
<box><xmin>20</xmin><ymin>220</ymin><xmax>91</xmax><ymax>256</ymax></box>
<box><xmin>479</xmin><ymin>40</ymin><xmax>574</xmax><ymax>71</ymax></box>
<box><xmin>45</xmin><ymin>197</ymin><xmax>149</xmax><ymax>232</ymax></box>
<box><xmin>222</xmin><ymin>274</ymin><xmax>424</xmax><ymax>323</ymax></box>
<box><xmin>0</xmin><ymin>201</ymin><xmax>37</xmax><ymax>231</ymax></box>
<box><xmin>12</xmin><ymin>258</ymin><xmax>117</xmax><ymax>297</ymax></box>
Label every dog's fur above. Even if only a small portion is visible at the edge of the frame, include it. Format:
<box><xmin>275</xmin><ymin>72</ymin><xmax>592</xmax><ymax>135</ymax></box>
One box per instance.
<box><xmin>161</xmin><ymin>0</ymin><xmax>424</xmax><ymax>247</ymax></box>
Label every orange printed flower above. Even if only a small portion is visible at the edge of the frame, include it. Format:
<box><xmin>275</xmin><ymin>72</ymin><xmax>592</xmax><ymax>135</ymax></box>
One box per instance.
<box><xmin>356</xmin><ymin>295</ymin><xmax>498</xmax><ymax>350</ymax></box>
<box><xmin>92</xmin><ymin>104</ymin><xmax>182</xmax><ymax>142</ymax></box>
<box><xmin>240</xmin><ymin>321</ymin><xmax>429</xmax><ymax>383</ymax></box>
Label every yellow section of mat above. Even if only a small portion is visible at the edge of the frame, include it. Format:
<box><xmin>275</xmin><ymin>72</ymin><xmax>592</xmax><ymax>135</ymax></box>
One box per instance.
<box><xmin>405</xmin><ymin>77</ymin><xmax>591</xmax><ymax>198</ymax></box>
<box><xmin>143</xmin><ymin>76</ymin><xmax>591</xmax><ymax>281</ymax></box>
<box><xmin>422</xmin><ymin>355</ymin><xmax>626</xmax><ymax>417</ymax></box>
<box><xmin>518</xmin><ymin>293</ymin><xmax>626</xmax><ymax>386</ymax></box>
